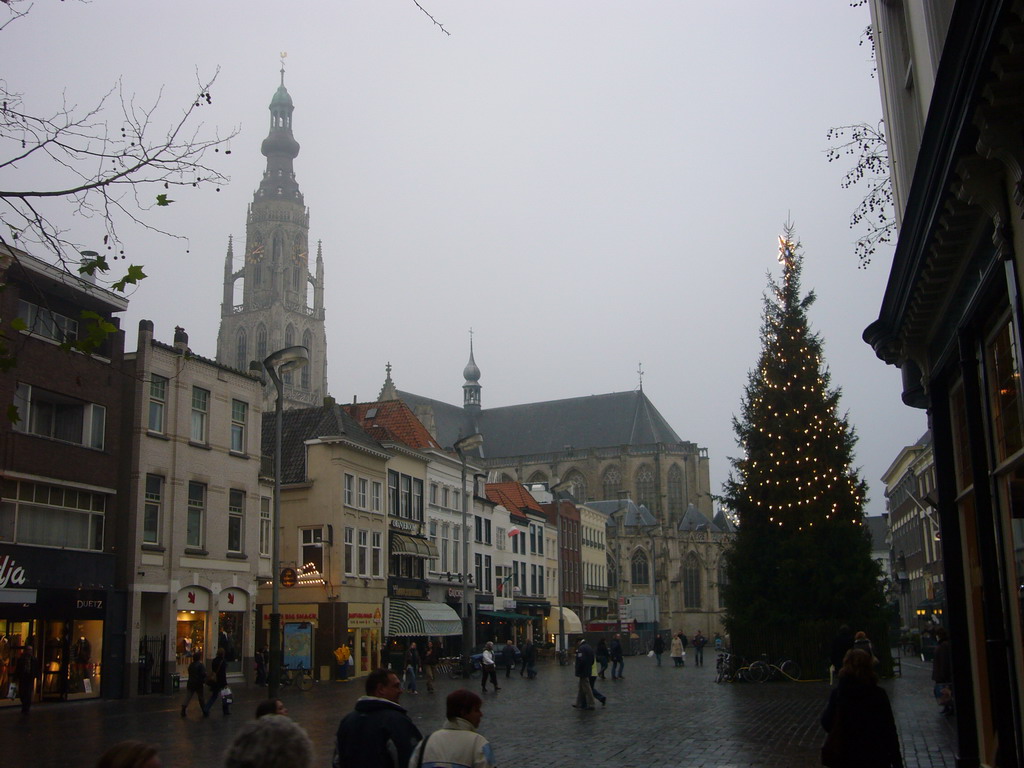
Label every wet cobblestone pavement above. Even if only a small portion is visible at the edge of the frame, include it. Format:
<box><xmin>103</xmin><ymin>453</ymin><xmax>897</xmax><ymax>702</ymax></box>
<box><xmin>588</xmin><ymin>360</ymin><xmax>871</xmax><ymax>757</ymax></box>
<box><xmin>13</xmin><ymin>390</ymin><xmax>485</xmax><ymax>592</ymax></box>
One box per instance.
<box><xmin>3</xmin><ymin>652</ymin><xmax>956</xmax><ymax>767</ymax></box>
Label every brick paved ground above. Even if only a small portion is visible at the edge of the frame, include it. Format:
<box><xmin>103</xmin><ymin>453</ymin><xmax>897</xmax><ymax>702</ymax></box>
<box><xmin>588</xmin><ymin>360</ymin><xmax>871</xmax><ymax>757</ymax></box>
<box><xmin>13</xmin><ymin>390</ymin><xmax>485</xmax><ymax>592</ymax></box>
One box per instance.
<box><xmin>3</xmin><ymin>650</ymin><xmax>956</xmax><ymax>767</ymax></box>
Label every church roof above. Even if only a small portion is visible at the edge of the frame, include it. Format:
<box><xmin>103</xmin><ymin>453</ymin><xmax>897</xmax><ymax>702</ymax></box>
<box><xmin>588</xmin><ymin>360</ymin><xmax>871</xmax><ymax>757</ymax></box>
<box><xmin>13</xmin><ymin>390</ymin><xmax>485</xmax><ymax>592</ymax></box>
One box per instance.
<box><xmin>262</xmin><ymin>404</ymin><xmax>385</xmax><ymax>484</ymax></box>
<box><xmin>342</xmin><ymin>400</ymin><xmax>442</xmax><ymax>452</ymax></box>
<box><xmin>585</xmin><ymin>498</ymin><xmax>658</xmax><ymax>527</ymax></box>
<box><xmin>396</xmin><ymin>388</ymin><xmax>683</xmax><ymax>458</ymax></box>
<box><xmin>712</xmin><ymin>509</ymin><xmax>736</xmax><ymax>533</ymax></box>
<box><xmin>677</xmin><ymin>503</ymin><xmax>721</xmax><ymax>533</ymax></box>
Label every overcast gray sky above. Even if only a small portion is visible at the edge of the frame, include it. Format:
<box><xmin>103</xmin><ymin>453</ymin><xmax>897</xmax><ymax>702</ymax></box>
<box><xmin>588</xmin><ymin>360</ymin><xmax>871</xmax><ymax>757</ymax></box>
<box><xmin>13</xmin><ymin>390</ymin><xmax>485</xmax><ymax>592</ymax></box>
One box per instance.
<box><xmin>6</xmin><ymin>1</ymin><xmax>926</xmax><ymax>517</ymax></box>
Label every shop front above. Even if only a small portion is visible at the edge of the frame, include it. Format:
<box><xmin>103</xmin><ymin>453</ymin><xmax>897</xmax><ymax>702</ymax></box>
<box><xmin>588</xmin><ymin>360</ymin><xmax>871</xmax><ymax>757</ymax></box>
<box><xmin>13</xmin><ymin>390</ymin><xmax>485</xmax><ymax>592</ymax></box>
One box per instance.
<box><xmin>258</xmin><ymin>601</ymin><xmax>352</xmax><ymax>682</ymax></box>
<box><xmin>346</xmin><ymin>602</ymin><xmax>382</xmax><ymax>678</ymax></box>
<box><xmin>0</xmin><ymin>544</ymin><xmax>121</xmax><ymax>707</ymax></box>
<box><xmin>216</xmin><ymin>587</ymin><xmax>249</xmax><ymax>677</ymax></box>
<box><xmin>175</xmin><ymin>586</ymin><xmax>210</xmax><ymax>674</ymax></box>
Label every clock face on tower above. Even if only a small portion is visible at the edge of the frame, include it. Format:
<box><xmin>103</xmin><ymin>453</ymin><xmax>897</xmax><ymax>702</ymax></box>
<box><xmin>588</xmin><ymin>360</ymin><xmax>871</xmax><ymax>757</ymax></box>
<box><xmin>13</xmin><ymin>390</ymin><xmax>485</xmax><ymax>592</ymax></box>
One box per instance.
<box><xmin>293</xmin><ymin>251</ymin><xmax>307</xmax><ymax>265</ymax></box>
<box><xmin>246</xmin><ymin>245</ymin><xmax>264</xmax><ymax>264</ymax></box>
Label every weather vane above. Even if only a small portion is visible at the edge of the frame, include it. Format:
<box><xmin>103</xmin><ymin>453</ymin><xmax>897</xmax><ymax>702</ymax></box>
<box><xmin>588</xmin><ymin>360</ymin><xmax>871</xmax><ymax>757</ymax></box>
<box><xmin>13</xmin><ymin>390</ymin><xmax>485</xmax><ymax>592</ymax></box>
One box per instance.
<box><xmin>637</xmin><ymin>361</ymin><xmax>644</xmax><ymax>391</ymax></box>
<box><xmin>280</xmin><ymin>51</ymin><xmax>287</xmax><ymax>86</ymax></box>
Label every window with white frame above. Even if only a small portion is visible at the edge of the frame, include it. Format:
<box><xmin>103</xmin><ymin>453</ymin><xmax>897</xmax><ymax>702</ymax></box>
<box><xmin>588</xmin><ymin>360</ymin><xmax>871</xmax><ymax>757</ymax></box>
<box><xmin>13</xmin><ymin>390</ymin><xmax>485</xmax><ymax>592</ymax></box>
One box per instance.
<box><xmin>143</xmin><ymin>474</ymin><xmax>162</xmax><ymax>545</ymax></box>
<box><xmin>496</xmin><ymin>527</ymin><xmax>505</xmax><ymax>550</ymax></box>
<box><xmin>371</xmin><ymin>481</ymin><xmax>382</xmax><ymax>512</ymax></box>
<box><xmin>228</xmin><ymin>489</ymin><xmax>244</xmax><ymax>553</ymax></box>
<box><xmin>430</xmin><ymin>483</ymin><xmax>438</xmax><ymax>505</ymax></box>
<box><xmin>441</xmin><ymin>524</ymin><xmax>449</xmax><ymax>570</ymax></box>
<box><xmin>344</xmin><ymin>527</ymin><xmax>354</xmax><ymax>575</ymax></box>
<box><xmin>148</xmin><ymin>375</ymin><xmax>167</xmax><ymax>433</ymax></box>
<box><xmin>344</xmin><ymin>473</ymin><xmax>355</xmax><ymax>506</ymax></box>
<box><xmin>484</xmin><ymin>555</ymin><xmax>492</xmax><ymax>592</ymax></box>
<box><xmin>17</xmin><ymin>298</ymin><xmax>78</xmax><ymax>343</ymax></box>
<box><xmin>452</xmin><ymin>526</ymin><xmax>460</xmax><ymax>571</ymax></box>
<box><xmin>186</xmin><ymin>481</ymin><xmax>205</xmax><ymax>548</ymax></box>
<box><xmin>191</xmin><ymin>387</ymin><xmax>209</xmax><ymax>443</ymax></box>
<box><xmin>372</xmin><ymin>531</ymin><xmax>383</xmax><ymax>577</ymax></box>
<box><xmin>230</xmin><ymin>400</ymin><xmax>247</xmax><ymax>453</ymax></box>
<box><xmin>428</xmin><ymin>520</ymin><xmax>438</xmax><ymax>570</ymax></box>
<box><xmin>358</xmin><ymin>530</ymin><xmax>369</xmax><ymax>576</ymax></box>
<box><xmin>1</xmin><ymin>479</ymin><xmax>106</xmax><ymax>551</ymax></box>
<box><xmin>301</xmin><ymin>527</ymin><xmax>323</xmax><ymax>573</ymax></box>
<box><xmin>260</xmin><ymin>496</ymin><xmax>271</xmax><ymax>556</ymax></box>
<box><xmin>358</xmin><ymin>478</ymin><xmax>368</xmax><ymax>509</ymax></box>
<box><xmin>442</xmin><ymin>487</ymin><xmax>450</xmax><ymax>508</ymax></box>
<box><xmin>14</xmin><ymin>383</ymin><xmax>106</xmax><ymax>449</ymax></box>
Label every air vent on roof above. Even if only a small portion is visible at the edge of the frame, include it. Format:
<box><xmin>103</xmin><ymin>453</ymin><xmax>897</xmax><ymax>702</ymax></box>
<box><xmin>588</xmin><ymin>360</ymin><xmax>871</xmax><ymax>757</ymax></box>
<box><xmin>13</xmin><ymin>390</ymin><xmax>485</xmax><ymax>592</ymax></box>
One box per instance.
<box><xmin>366</xmin><ymin>408</ymin><xmax>378</xmax><ymax>418</ymax></box>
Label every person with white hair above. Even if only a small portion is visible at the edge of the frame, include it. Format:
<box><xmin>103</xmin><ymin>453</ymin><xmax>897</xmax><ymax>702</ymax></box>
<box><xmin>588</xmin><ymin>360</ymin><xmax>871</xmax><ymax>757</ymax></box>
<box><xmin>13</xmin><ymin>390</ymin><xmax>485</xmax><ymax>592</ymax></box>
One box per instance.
<box><xmin>223</xmin><ymin>715</ymin><xmax>313</xmax><ymax>768</ymax></box>
<box><xmin>480</xmin><ymin>641</ymin><xmax>499</xmax><ymax>693</ymax></box>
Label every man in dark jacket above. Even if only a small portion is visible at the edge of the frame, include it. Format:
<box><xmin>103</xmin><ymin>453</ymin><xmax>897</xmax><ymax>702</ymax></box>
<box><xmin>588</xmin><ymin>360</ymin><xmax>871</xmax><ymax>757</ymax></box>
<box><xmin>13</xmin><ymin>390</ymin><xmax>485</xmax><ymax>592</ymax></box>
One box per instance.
<box><xmin>334</xmin><ymin>669</ymin><xmax>421</xmax><ymax>768</ymax></box>
<box><xmin>573</xmin><ymin>638</ymin><xmax>596</xmax><ymax>710</ymax></box>
<box><xmin>610</xmin><ymin>634</ymin><xmax>624</xmax><ymax>680</ymax></box>
<box><xmin>181</xmin><ymin>651</ymin><xmax>208</xmax><ymax>717</ymax></box>
<box><xmin>14</xmin><ymin>646</ymin><xmax>39</xmax><ymax>714</ymax></box>
<box><xmin>500</xmin><ymin>640</ymin><xmax>517</xmax><ymax>678</ymax></box>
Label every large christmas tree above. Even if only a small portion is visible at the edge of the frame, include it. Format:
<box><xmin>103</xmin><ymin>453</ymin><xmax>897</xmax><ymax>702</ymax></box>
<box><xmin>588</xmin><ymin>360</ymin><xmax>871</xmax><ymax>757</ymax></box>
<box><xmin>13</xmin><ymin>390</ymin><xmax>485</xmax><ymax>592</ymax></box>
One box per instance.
<box><xmin>722</xmin><ymin>227</ymin><xmax>886</xmax><ymax>667</ymax></box>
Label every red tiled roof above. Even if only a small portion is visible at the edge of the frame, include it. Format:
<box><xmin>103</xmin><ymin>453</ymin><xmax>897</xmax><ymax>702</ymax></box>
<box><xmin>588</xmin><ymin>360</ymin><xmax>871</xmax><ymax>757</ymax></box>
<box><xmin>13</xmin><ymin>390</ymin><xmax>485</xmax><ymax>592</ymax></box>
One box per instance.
<box><xmin>485</xmin><ymin>482</ymin><xmax>543</xmax><ymax>522</ymax></box>
<box><xmin>342</xmin><ymin>400</ymin><xmax>442</xmax><ymax>451</ymax></box>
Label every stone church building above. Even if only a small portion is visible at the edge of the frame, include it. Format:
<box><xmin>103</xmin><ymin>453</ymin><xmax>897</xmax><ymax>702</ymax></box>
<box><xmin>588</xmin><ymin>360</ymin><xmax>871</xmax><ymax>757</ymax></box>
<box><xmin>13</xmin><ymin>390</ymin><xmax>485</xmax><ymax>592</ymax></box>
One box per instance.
<box><xmin>215</xmin><ymin>69</ymin><xmax>328</xmax><ymax>411</ymax></box>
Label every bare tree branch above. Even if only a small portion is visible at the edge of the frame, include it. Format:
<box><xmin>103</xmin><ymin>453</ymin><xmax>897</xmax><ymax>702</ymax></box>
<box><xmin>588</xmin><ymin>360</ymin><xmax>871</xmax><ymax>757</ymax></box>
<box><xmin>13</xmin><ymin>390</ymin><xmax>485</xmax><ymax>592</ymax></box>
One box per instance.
<box><xmin>412</xmin><ymin>0</ymin><xmax>450</xmax><ymax>36</ymax></box>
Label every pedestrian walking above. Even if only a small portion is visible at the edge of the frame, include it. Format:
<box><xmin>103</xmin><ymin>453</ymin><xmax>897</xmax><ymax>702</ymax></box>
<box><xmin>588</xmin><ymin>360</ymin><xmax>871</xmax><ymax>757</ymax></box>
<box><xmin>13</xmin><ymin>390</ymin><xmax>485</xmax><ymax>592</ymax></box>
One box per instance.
<box><xmin>679</xmin><ymin>631</ymin><xmax>689</xmax><ymax>666</ymax></box>
<box><xmin>180</xmin><ymin>651</ymin><xmax>207</xmax><ymax>718</ymax></box>
<box><xmin>500</xmin><ymin>639</ymin><xmax>517</xmax><ymax>678</ymax></box>
<box><xmin>228</xmin><ymin>715</ymin><xmax>314</xmax><ymax>768</ymax></box>
<box><xmin>403</xmin><ymin>642</ymin><xmax>420</xmax><ymax>694</ymax></box>
<box><xmin>409</xmin><ymin>689</ymin><xmax>496</xmax><ymax>768</ymax></box>
<box><xmin>931</xmin><ymin>627</ymin><xmax>953</xmax><ymax>716</ymax></box>
<box><xmin>589</xmin><ymin>652</ymin><xmax>607</xmax><ymax>707</ymax></box>
<box><xmin>610</xmin><ymin>634</ymin><xmax>625</xmax><ymax>680</ymax></box>
<box><xmin>670</xmin><ymin>632</ymin><xmax>684</xmax><ymax>667</ymax></box>
<box><xmin>820</xmin><ymin>648</ymin><xmax>903</xmax><ymax>768</ymax></box>
<box><xmin>693</xmin><ymin>630</ymin><xmax>707</xmax><ymax>667</ymax></box>
<box><xmin>204</xmin><ymin>646</ymin><xmax>231</xmax><ymax>716</ymax></box>
<box><xmin>596</xmin><ymin>638</ymin><xmax>610</xmax><ymax>678</ymax></box>
<box><xmin>14</xmin><ymin>646</ymin><xmax>38</xmax><ymax>714</ymax></box>
<box><xmin>424</xmin><ymin>640</ymin><xmax>439</xmax><ymax>694</ymax></box>
<box><xmin>574</xmin><ymin>638</ymin><xmax>596</xmax><ymax>709</ymax></box>
<box><xmin>254</xmin><ymin>645</ymin><xmax>268</xmax><ymax>686</ymax></box>
<box><xmin>480</xmin><ymin>641</ymin><xmax>500</xmax><ymax>692</ymax></box>
<box><xmin>94</xmin><ymin>740</ymin><xmax>161</xmax><ymax>768</ymax></box>
<box><xmin>652</xmin><ymin>633</ymin><xmax>665</xmax><ymax>667</ymax></box>
<box><xmin>334</xmin><ymin>669</ymin><xmax>421</xmax><ymax>768</ymax></box>
<box><xmin>522</xmin><ymin>639</ymin><xmax>538</xmax><ymax>679</ymax></box>
<box><xmin>853</xmin><ymin>630</ymin><xmax>878</xmax><ymax>665</ymax></box>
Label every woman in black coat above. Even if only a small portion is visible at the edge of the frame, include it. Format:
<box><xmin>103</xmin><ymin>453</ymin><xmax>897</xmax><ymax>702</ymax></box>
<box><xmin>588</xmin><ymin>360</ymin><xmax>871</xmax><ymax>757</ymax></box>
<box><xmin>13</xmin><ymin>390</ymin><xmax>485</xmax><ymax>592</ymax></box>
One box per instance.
<box><xmin>821</xmin><ymin>648</ymin><xmax>903</xmax><ymax>768</ymax></box>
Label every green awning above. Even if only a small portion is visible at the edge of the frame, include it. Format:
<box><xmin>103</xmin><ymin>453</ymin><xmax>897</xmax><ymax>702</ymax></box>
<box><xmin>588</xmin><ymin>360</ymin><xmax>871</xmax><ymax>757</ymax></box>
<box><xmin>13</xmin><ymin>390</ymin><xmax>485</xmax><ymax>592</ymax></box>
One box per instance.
<box><xmin>386</xmin><ymin>599</ymin><xmax>462</xmax><ymax>637</ymax></box>
<box><xmin>480</xmin><ymin>610</ymin><xmax>534</xmax><ymax>622</ymax></box>
<box><xmin>390</xmin><ymin>533</ymin><xmax>439</xmax><ymax>558</ymax></box>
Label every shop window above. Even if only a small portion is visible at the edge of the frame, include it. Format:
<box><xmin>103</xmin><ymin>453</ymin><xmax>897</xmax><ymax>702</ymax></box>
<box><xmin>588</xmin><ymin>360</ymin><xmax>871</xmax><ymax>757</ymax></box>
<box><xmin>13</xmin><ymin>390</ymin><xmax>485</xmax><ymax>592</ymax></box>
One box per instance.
<box><xmin>2</xmin><ymin>480</ymin><xmax>106</xmax><ymax>551</ymax></box>
<box><xmin>13</xmin><ymin>383</ymin><xmax>105</xmax><ymax>449</ymax></box>
<box><xmin>143</xmin><ymin>474</ymin><xmax>162</xmax><ymax>544</ymax></box>
<box><xmin>230</xmin><ymin>400</ymin><xmax>247</xmax><ymax>453</ymax></box>
<box><xmin>259</xmin><ymin>497</ymin><xmax>271</xmax><ymax>556</ymax></box>
<box><xmin>300</xmin><ymin>527</ymin><xmax>323</xmax><ymax>573</ymax></box>
<box><xmin>190</xmin><ymin>387</ymin><xmax>209</xmax><ymax>444</ymax></box>
<box><xmin>148</xmin><ymin>375</ymin><xmax>167</xmax><ymax>433</ymax></box>
<box><xmin>228</xmin><ymin>489</ymin><xmax>244</xmax><ymax>553</ymax></box>
<box><xmin>987</xmin><ymin>320</ymin><xmax>1024</xmax><ymax>461</ymax></box>
<box><xmin>176</xmin><ymin>611</ymin><xmax>206</xmax><ymax>666</ymax></box>
<box><xmin>186</xmin><ymin>482</ymin><xmax>206</xmax><ymax>549</ymax></box>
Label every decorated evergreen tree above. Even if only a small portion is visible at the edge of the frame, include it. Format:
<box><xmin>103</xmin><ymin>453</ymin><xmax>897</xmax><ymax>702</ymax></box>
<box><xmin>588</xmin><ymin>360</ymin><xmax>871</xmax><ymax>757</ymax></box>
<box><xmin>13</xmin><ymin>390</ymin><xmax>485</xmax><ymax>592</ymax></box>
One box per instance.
<box><xmin>722</xmin><ymin>226</ymin><xmax>886</xmax><ymax>668</ymax></box>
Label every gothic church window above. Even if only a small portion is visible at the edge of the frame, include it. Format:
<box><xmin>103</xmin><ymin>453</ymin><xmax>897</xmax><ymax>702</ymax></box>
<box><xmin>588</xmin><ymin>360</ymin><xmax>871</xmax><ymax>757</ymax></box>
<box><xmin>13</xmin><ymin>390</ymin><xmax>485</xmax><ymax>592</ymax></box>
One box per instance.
<box><xmin>683</xmin><ymin>552</ymin><xmax>702</xmax><ymax>609</ymax></box>
<box><xmin>565</xmin><ymin>471</ymin><xmax>587</xmax><ymax>502</ymax></box>
<box><xmin>256</xmin><ymin>325</ymin><xmax>267</xmax><ymax>361</ymax></box>
<box><xmin>668</xmin><ymin>465</ymin><xmax>684</xmax><ymax>516</ymax></box>
<box><xmin>636</xmin><ymin>466</ymin><xmax>656</xmax><ymax>511</ymax></box>
<box><xmin>527</xmin><ymin>471</ymin><xmax>547</xmax><ymax>485</ymax></box>
<box><xmin>236</xmin><ymin>329</ymin><xmax>247</xmax><ymax>371</ymax></box>
<box><xmin>602</xmin><ymin>467</ymin><xmax>621</xmax><ymax>500</ymax></box>
<box><xmin>283</xmin><ymin>325</ymin><xmax>295</xmax><ymax>383</ymax></box>
<box><xmin>631</xmin><ymin>550</ymin><xmax>649</xmax><ymax>586</ymax></box>
<box><xmin>717</xmin><ymin>562</ymin><xmax>728</xmax><ymax>608</ymax></box>
<box><xmin>301</xmin><ymin>330</ymin><xmax>312</xmax><ymax>390</ymax></box>
<box><xmin>292</xmin><ymin>267</ymin><xmax>301</xmax><ymax>290</ymax></box>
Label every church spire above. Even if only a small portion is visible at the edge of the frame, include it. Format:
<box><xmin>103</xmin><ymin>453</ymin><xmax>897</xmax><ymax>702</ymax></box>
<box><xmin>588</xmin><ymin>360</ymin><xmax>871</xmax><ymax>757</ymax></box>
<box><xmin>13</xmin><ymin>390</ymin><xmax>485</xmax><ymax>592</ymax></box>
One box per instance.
<box><xmin>257</xmin><ymin>54</ymin><xmax>302</xmax><ymax>205</ymax></box>
<box><xmin>379</xmin><ymin>362</ymin><xmax>399</xmax><ymax>401</ymax></box>
<box><xmin>463</xmin><ymin>329</ymin><xmax>481</xmax><ymax>411</ymax></box>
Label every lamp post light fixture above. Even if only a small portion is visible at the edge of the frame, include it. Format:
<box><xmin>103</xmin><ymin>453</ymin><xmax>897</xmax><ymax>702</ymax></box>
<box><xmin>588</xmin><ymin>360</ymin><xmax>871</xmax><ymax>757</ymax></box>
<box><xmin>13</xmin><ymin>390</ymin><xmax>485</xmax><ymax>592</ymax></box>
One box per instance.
<box><xmin>454</xmin><ymin>433</ymin><xmax>483</xmax><ymax>673</ymax></box>
<box><xmin>263</xmin><ymin>345</ymin><xmax>309</xmax><ymax>699</ymax></box>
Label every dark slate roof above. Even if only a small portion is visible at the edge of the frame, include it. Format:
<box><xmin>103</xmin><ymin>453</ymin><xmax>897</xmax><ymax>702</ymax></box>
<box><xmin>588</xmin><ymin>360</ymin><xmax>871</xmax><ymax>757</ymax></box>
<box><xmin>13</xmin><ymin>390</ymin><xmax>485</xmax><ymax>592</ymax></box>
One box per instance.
<box><xmin>864</xmin><ymin>515</ymin><xmax>889</xmax><ymax>548</ymax></box>
<box><xmin>585</xmin><ymin>498</ymin><xmax>658</xmax><ymax>527</ymax></box>
<box><xmin>262</xmin><ymin>404</ymin><xmax>385</xmax><ymax>484</ymax></box>
<box><xmin>397</xmin><ymin>389</ymin><xmax>684</xmax><ymax>458</ymax></box>
<box><xmin>712</xmin><ymin>510</ymin><xmax>737</xmax><ymax>533</ymax></box>
<box><xmin>677</xmin><ymin>503</ymin><xmax>721</xmax><ymax>533</ymax></box>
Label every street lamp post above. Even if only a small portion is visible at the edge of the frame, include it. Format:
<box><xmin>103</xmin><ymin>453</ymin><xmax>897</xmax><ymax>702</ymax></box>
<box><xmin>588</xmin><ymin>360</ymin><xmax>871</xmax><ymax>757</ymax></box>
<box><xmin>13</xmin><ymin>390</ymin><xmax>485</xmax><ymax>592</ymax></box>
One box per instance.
<box><xmin>263</xmin><ymin>345</ymin><xmax>309</xmax><ymax>699</ymax></box>
<box><xmin>548</xmin><ymin>479</ymin><xmax>572</xmax><ymax>656</ymax></box>
<box><xmin>454</xmin><ymin>433</ymin><xmax>483</xmax><ymax>674</ymax></box>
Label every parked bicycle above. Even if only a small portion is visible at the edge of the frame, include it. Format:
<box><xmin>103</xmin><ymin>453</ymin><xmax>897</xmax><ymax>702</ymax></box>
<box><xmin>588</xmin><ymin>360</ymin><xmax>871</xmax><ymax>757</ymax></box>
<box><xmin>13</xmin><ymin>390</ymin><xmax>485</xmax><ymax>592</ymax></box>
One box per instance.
<box><xmin>745</xmin><ymin>655</ymin><xmax>802</xmax><ymax>683</ymax></box>
<box><xmin>279</xmin><ymin>662</ymin><xmax>313</xmax><ymax>691</ymax></box>
<box><xmin>445</xmin><ymin>655</ymin><xmax>482</xmax><ymax>679</ymax></box>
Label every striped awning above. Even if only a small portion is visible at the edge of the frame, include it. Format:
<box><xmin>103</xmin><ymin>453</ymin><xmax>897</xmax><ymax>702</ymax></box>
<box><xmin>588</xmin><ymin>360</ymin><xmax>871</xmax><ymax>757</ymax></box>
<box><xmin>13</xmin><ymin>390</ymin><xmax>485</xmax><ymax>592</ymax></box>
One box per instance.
<box><xmin>390</xmin><ymin>533</ymin><xmax>439</xmax><ymax>558</ymax></box>
<box><xmin>386</xmin><ymin>598</ymin><xmax>462</xmax><ymax>637</ymax></box>
<box><xmin>546</xmin><ymin>606</ymin><xmax>583</xmax><ymax>633</ymax></box>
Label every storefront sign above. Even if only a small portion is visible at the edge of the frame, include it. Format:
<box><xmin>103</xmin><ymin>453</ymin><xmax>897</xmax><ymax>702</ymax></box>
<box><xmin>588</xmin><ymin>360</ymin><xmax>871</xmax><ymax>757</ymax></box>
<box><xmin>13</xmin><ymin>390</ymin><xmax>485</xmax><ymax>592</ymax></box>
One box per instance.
<box><xmin>389</xmin><ymin>518</ymin><xmax>419</xmax><ymax>533</ymax></box>
<box><xmin>348</xmin><ymin>604</ymin><xmax>382</xmax><ymax>628</ymax></box>
<box><xmin>388</xmin><ymin>577</ymin><xmax>427</xmax><ymax>599</ymax></box>
<box><xmin>0</xmin><ymin>555</ymin><xmax>27</xmax><ymax>590</ymax></box>
<box><xmin>446</xmin><ymin>588</ymin><xmax>463</xmax><ymax>600</ymax></box>
<box><xmin>261</xmin><ymin>603</ymin><xmax>319</xmax><ymax>629</ymax></box>
<box><xmin>217</xmin><ymin>587</ymin><xmax>249</xmax><ymax>611</ymax></box>
<box><xmin>177</xmin><ymin>586</ymin><xmax>210</xmax><ymax>611</ymax></box>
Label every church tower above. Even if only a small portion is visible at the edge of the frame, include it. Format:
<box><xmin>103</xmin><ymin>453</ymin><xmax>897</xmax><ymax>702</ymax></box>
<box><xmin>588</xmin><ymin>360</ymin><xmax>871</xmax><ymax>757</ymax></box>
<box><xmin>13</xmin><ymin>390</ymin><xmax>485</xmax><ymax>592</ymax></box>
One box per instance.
<box><xmin>216</xmin><ymin>65</ymin><xmax>328</xmax><ymax>410</ymax></box>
